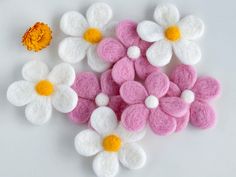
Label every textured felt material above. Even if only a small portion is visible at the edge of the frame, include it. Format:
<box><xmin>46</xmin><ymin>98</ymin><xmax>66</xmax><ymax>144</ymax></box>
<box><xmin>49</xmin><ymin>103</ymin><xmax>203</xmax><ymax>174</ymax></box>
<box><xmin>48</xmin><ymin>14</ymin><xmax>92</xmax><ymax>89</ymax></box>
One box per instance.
<box><xmin>108</xmin><ymin>96</ymin><xmax>127</xmax><ymax>120</ymax></box>
<box><xmin>175</xmin><ymin>111</ymin><xmax>190</xmax><ymax>132</ymax></box>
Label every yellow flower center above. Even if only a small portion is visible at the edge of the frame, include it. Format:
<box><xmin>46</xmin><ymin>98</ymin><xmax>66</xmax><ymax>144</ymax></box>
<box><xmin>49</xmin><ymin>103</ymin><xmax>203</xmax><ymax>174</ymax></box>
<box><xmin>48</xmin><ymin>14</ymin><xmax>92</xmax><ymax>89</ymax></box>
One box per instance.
<box><xmin>102</xmin><ymin>134</ymin><xmax>122</xmax><ymax>152</ymax></box>
<box><xmin>164</xmin><ymin>26</ymin><xmax>181</xmax><ymax>42</ymax></box>
<box><xmin>83</xmin><ymin>28</ymin><xmax>103</xmax><ymax>44</ymax></box>
<box><xmin>35</xmin><ymin>80</ymin><xmax>54</xmax><ymax>96</ymax></box>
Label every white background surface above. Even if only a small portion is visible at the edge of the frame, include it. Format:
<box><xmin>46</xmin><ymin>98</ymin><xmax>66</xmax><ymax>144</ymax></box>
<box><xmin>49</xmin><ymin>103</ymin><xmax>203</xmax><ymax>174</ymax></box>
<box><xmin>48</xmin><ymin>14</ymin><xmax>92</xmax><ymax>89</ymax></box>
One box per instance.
<box><xmin>0</xmin><ymin>0</ymin><xmax>235</xmax><ymax>177</ymax></box>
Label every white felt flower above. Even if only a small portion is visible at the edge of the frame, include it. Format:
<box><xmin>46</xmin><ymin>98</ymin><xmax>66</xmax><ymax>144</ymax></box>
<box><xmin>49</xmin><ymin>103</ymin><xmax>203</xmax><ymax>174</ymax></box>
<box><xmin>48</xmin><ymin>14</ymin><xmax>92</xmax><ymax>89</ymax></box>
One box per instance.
<box><xmin>74</xmin><ymin>106</ymin><xmax>146</xmax><ymax>177</ymax></box>
<box><xmin>7</xmin><ymin>61</ymin><xmax>78</xmax><ymax>125</ymax></box>
<box><xmin>58</xmin><ymin>2</ymin><xmax>115</xmax><ymax>72</ymax></box>
<box><xmin>137</xmin><ymin>3</ymin><xmax>204</xmax><ymax>66</ymax></box>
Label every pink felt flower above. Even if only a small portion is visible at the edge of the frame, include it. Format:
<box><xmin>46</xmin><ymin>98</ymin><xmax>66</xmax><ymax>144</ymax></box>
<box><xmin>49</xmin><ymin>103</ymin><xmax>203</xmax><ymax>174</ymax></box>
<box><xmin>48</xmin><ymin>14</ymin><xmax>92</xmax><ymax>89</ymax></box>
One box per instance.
<box><xmin>68</xmin><ymin>70</ymin><xmax>127</xmax><ymax>124</ymax></box>
<box><xmin>167</xmin><ymin>64</ymin><xmax>220</xmax><ymax>130</ymax></box>
<box><xmin>120</xmin><ymin>71</ymin><xmax>188</xmax><ymax>136</ymax></box>
<box><xmin>97</xmin><ymin>20</ymin><xmax>159</xmax><ymax>85</ymax></box>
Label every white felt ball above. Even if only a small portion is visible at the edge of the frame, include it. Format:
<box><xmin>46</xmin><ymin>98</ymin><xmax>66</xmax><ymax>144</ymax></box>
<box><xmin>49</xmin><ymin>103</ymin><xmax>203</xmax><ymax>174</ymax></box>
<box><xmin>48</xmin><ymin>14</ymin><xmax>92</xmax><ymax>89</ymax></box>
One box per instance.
<box><xmin>181</xmin><ymin>89</ymin><xmax>195</xmax><ymax>104</ymax></box>
<box><xmin>145</xmin><ymin>95</ymin><xmax>159</xmax><ymax>109</ymax></box>
<box><xmin>127</xmin><ymin>46</ymin><xmax>141</xmax><ymax>60</ymax></box>
<box><xmin>95</xmin><ymin>93</ymin><xmax>109</xmax><ymax>106</ymax></box>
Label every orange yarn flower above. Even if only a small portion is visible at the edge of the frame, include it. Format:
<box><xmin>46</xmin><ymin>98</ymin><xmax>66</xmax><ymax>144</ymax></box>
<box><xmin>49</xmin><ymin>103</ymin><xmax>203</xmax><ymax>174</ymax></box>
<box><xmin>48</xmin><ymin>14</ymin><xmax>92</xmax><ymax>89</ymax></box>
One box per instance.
<box><xmin>22</xmin><ymin>22</ymin><xmax>52</xmax><ymax>52</ymax></box>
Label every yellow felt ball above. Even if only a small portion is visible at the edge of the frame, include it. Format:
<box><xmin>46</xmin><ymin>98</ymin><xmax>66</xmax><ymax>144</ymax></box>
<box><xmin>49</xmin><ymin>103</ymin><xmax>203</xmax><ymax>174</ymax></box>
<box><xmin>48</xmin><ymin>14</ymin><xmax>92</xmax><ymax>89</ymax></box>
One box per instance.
<box><xmin>35</xmin><ymin>80</ymin><xmax>54</xmax><ymax>96</ymax></box>
<box><xmin>83</xmin><ymin>28</ymin><xmax>103</xmax><ymax>44</ymax></box>
<box><xmin>102</xmin><ymin>135</ymin><xmax>122</xmax><ymax>152</ymax></box>
<box><xmin>164</xmin><ymin>26</ymin><xmax>181</xmax><ymax>42</ymax></box>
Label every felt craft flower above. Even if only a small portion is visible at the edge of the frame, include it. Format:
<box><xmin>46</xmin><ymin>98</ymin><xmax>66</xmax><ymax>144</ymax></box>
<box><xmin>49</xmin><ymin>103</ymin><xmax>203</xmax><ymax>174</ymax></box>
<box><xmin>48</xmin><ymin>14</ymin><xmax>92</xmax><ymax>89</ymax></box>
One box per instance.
<box><xmin>137</xmin><ymin>3</ymin><xmax>204</xmax><ymax>67</ymax></box>
<box><xmin>68</xmin><ymin>70</ymin><xmax>127</xmax><ymax>124</ymax></box>
<box><xmin>97</xmin><ymin>20</ymin><xmax>159</xmax><ymax>85</ymax></box>
<box><xmin>74</xmin><ymin>106</ymin><xmax>146</xmax><ymax>177</ymax></box>
<box><xmin>58</xmin><ymin>2</ymin><xmax>115</xmax><ymax>72</ymax></box>
<box><xmin>167</xmin><ymin>64</ymin><xmax>220</xmax><ymax>129</ymax></box>
<box><xmin>120</xmin><ymin>71</ymin><xmax>188</xmax><ymax>136</ymax></box>
<box><xmin>7</xmin><ymin>61</ymin><xmax>78</xmax><ymax>125</ymax></box>
<box><xmin>22</xmin><ymin>22</ymin><xmax>52</xmax><ymax>52</ymax></box>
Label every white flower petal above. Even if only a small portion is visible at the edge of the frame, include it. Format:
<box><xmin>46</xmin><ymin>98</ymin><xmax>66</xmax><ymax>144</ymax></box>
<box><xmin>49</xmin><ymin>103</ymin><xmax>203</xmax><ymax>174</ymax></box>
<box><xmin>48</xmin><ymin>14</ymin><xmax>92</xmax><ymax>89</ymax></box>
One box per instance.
<box><xmin>119</xmin><ymin>143</ymin><xmax>146</xmax><ymax>170</ymax></box>
<box><xmin>93</xmin><ymin>151</ymin><xmax>119</xmax><ymax>177</ymax></box>
<box><xmin>146</xmin><ymin>40</ymin><xmax>172</xmax><ymax>67</ymax></box>
<box><xmin>74</xmin><ymin>129</ymin><xmax>102</xmax><ymax>156</ymax></box>
<box><xmin>87</xmin><ymin>46</ymin><xmax>111</xmax><ymax>73</ymax></box>
<box><xmin>22</xmin><ymin>61</ymin><xmax>49</xmax><ymax>82</ymax></box>
<box><xmin>102</xmin><ymin>22</ymin><xmax>117</xmax><ymax>37</ymax></box>
<box><xmin>178</xmin><ymin>15</ymin><xmax>205</xmax><ymax>40</ymax></box>
<box><xmin>90</xmin><ymin>106</ymin><xmax>118</xmax><ymax>135</ymax></box>
<box><xmin>60</xmin><ymin>11</ymin><xmax>89</xmax><ymax>36</ymax></box>
<box><xmin>52</xmin><ymin>85</ymin><xmax>78</xmax><ymax>113</ymax></box>
<box><xmin>48</xmin><ymin>63</ymin><xmax>75</xmax><ymax>86</ymax></box>
<box><xmin>137</xmin><ymin>20</ymin><xmax>164</xmax><ymax>42</ymax></box>
<box><xmin>154</xmin><ymin>3</ymin><xmax>180</xmax><ymax>27</ymax></box>
<box><xmin>115</xmin><ymin>124</ymin><xmax>146</xmax><ymax>143</ymax></box>
<box><xmin>86</xmin><ymin>2</ymin><xmax>113</xmax><ymax>29</ymax></box>
<box><xmin>58</xmin><ymin>37</ymin><xmax>89</xmax><ymax>63</ymax></box>
<box><xmin>173</xmin><ymin>40</ymin><xmax>201</xmax><ymax>65</ymax></box>
<box><xmin>7</xmin><ymin>81</ymin><xmax>35</xmax><ymax>107</ymax></box>
<box><xmin>25</xmin><ymin>96</ymin><xmax>52</xmax><ymax>125</ymax></box>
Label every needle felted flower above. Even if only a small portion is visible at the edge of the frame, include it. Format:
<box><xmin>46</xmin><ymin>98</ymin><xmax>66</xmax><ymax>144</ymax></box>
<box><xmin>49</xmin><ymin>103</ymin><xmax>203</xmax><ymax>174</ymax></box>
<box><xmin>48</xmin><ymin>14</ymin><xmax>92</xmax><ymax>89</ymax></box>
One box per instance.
<box><xmin>74</xmin><ymin>106</ymin><xmax>146</xmax><ymax>177</ymax></box>
<box><xmin>58</xmin><ymin>2</ymin><xmax>115</xmax><ymax>72</ymax></box>
<box><xmin>120</xmin><ymin>71</ymin><xmax>188</xmax><ymax>136</ymax></box>
<box><xmin>22</xmin><ymin>22</ymin><xmax>52</xmax><ymax>52</ymax></box>
<box><xmin>68</xmin><ymin>70</ymin><xmax>127</xmax><ymax>124</ymax></box>
<box><xmin>167</xmin><ymin>64</ymin><xmax>220</xmax><ymax>130</ymax></box>
<box><xmin>137</xmin><ymin>3</ymin><xmax>205</xmax><ymax>67</ymax></box>
<box><xmin>97</xmin><ymin>20</ymin><xmax>159</xmax><ymax>85</ymax></box>
<box><xmin>7</xmin><ymin>61</ymin><xmax>78</xmax><ymax>125</ymax></box>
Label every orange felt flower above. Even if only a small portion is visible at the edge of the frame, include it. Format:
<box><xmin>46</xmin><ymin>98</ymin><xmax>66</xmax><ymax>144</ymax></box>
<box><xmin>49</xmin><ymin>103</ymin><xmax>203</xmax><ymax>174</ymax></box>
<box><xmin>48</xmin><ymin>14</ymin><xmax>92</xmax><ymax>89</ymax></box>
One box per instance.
<box><xmin>22</xmin><ymin>22</ymin><xmax>52</xmax><ymax>52</ymax></box>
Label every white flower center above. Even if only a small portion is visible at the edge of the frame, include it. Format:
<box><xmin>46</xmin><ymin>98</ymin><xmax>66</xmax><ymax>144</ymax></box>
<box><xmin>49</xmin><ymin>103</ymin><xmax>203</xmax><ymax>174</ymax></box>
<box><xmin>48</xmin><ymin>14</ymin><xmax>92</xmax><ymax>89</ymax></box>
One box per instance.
<box><xmin>95</xmin><ymin>93</ymin><xmax>109</xmax><ymax>106</ymax></box>
<box><xmin>145</xmin><ymin>95</ymin><xmax>159</xmax><ymax>109</ymax></box>
<box><xmin>181</xmin><ymin>90</ymin><xmax>195</xmax><ymax>104</ymax></box>
<box><xmin>127</xmin><ymin>46</ymin><xmax>141</xmax><ymax>60</ymax></box>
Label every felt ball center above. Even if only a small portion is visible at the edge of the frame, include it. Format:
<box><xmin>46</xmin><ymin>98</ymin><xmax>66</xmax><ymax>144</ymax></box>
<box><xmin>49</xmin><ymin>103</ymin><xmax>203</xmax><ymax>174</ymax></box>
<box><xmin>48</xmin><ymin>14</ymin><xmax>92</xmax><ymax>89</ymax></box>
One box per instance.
<box><xmin>127</xmin><ymin>46</ymin><xmax>141</xmax><ymax>60</ymax></box>
<box><xmin>95</xmin><ymin>93</ymin><xmax>109</xmax><ymax>106</ymax></box>
<box><xmin>83</xmin><ymin>28</ymin><xmax>102</xmax><ymax>44</ymax></box>
<box><xmin>145</xmin><ymin>95</ymin><xmax>159</xmax><ymax>109</ymax></box>
<box><xmin>35</xmin><ymin>80</ymin><xmax>54</xmax><ymax>96</ymax></box>
<box><xmin>164</xmin><ymin>26</ymin><xmax>181</xmax><ymax>41</ymax></box>
<box><xmin>181</xmin><ymin>89</ymin><xmax>195</xmax><ymax>103</ymax></box>
<box><xmin>102</xmin><ymin>134</ymin><xmax>122</xmax><ymax>152</ymax></box>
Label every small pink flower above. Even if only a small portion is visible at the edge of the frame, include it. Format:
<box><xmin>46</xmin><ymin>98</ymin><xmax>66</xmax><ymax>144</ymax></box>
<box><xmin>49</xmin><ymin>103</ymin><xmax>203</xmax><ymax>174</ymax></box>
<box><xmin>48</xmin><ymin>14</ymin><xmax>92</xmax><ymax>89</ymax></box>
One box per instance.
<box><xmin>120</xmin><ymin>71</ymin><xmax>188</xmax><ymax>136</ymax></box>
<box><xmin>167</xmin><ymin>64</ymin><xmax>221</xmax><ymax>131</ymax></box>
<box><xmin>97</xmin><ymin>20</ymin><xmax>159</xmax><ymax>85</ymax></box>
<box><xmin>68</xmin><ymin>70</ymin><xmax>127</xmax><ymax>124</ymax></box>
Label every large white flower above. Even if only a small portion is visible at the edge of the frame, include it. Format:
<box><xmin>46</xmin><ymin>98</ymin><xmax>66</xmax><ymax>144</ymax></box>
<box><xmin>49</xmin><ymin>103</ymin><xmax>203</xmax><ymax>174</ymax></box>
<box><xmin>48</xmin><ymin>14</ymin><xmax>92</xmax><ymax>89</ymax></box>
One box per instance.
<box><xmin>74</xmin><ymin>106</ymin><xmax>146</xmax><ymax>177</ymax></box>
<box><xmin>137</xmin><ymin>3</ymin><xmax>204</xmax><ymax>66</ymax></box>
<box><xmin>7</xmin><ymin>61</ymin><xmax>78</xmax><ymax>125</ymax></box>
<box><xmin>58</xmin><ymin>2</ymin><xmax>115</xmax><ymax>72</ymax></box>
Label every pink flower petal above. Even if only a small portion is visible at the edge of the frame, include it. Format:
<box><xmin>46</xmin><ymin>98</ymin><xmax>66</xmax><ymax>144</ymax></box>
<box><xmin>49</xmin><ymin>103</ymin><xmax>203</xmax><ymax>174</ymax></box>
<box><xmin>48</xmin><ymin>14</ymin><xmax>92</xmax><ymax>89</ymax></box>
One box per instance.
<box><xmin>167</xmin><ymin>81</ymin><xmax>181</xmax><ymax>97</ymax></box>
<box><xmin>72</xmin><ymin>72</ymin><xmax>100</xmax><ymax>100</ymax></box>
<box><xmin>138</xmin><ymin>40</ymin><xmax>152</xmax><ymax>56</ymax></box>
<box><xmin>149</xmin><ymin>108</ymin><xmax>176</xmax><ymax>136</ymax></box>
<box><xmin>190</xmin><ymin>101</ymin><xmax>216</xmax><ymax>129</ymax></box>
<box><xmin>109</xmin><ymin>95</ymin><xmax>127</xmax><ymax>120</ymax></box>
<box><xmin>175</xmin><ymin>111</ymin><xmax>190</xmax><ymax>132</ymax></box>
<box><xmin>170</xmin><ymin>64</ymin><xmax>197</xmax><ymax>91</ymax></box>
<box><xmin>116</xmin><ymin>20</ymin><xmax>140</xmax><ymax>47</ymax></box>
<box><xmin>134</xmin><ymin>56</ymin><xmax>159</xmax><ymax>80</ymax></box>
<box><xmin>121</xmin><ymin>104</ymin><xmax>149</xmax><ymax>131</ymax></box>
<box><xmin>68</xmin><ymin>98</ymin><xmax>96</xmax><ymax>124</ymax></box>
<box><xmin>192</xmin><ymin>77</ymin><xmax>220</xmax><ymax>101</ymax></box>
<box><xmin>120</xmin><ymin>81</ymin><xmax>148</xmax><ymax>104</ymax></box>
<box><xmin>112</xmin><ymin>57</ymin><xmax>135</xmax><ymax>85</ymax></box>
<box><xmin>145</xmin><ymin>71</ymin><xmax>170</xmax><ymax>98</ymax></box>
<box><xmin>97</xmin><ymin>38</ymin><xmax>126</xmax><ymax>63</ymax></box>
<box><xmin>100</xmin><ymin>69</ymin><xmax>119</xmax><ymax>96</ymax></box>
<box><xmin>160</xmin><ymin>97</ymin><xmax>188</xmax><ymax>117</ymax></box>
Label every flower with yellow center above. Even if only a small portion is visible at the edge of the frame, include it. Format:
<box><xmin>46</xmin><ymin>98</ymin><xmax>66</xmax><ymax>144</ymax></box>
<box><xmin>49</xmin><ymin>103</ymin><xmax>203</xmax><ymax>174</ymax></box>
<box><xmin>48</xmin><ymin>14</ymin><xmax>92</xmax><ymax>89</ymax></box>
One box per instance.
<box><xmin>83</xmin><ymin>28</ymin><xmax>103</xmax><ymax>44</ymax></box>
<box><xmin>164</xmin><ymin>26</ymin><xmax>181</xmax><ymax>42</ymax></box>
<box><xmin>35</xmin><ymin>80</ymin><xmax>54</xmax><ymax>96</ymax></box>
<box><xmin>102</xmin><ymin>134</ymin><xmax>122</xmax><ymax>152</ymax></box>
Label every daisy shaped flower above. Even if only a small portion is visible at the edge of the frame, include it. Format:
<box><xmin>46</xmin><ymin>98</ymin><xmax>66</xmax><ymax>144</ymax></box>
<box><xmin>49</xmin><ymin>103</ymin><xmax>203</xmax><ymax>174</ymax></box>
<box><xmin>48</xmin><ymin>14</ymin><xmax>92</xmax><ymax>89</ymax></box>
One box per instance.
<box><xmin>75</xmin><ymin>106</ymin><xmax>146</xmax><ymax>177</ymax></box>
<box><xmin>137</xmin><ymin>3</ymin><xmax>205</xmax><ymax>66</ymax></box>
<box><xmin>97</xmin><ymin>20</ymin><xmax>159</xmax><ymax>85</ymax></box>
<box><xmin>120</xmin><ymin>71</ymin><xmax>188</xmax><ymax>136</ymax></box>
<box><xmin>68</xmin><ymin>70</ymin><xmax>127</xmax><ymax>124</ymax></box>
<box><xmin>7</xmin><ymin>61</ymin><xmax>78</xmax><ymax>125</ymax></box>
<box><xmin>58</xmin><ymin>2</ymin><xmax>115</xmax><ymax>72</ymax></box>
<box><xmin>167</xmin><ymin>64</ymin><xmax>220</xmax><ymax>129</ymax></box>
